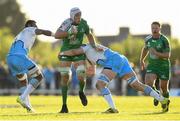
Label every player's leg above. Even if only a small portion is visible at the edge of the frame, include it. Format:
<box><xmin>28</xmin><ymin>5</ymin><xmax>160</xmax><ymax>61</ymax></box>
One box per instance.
<box><xmin>125</xmin><ymin>72</ymin><xmax>169</xmax><ymax>112</ymax></box>
<box><xmin>18</xmin><ymin>65</ymin><xmax>43</xmax><ymax>112</ymax></box>
<box><xmin>145</xmin><ymin>65</ymin><xmax>161</xmax><ymax>106</ymax></box>
<box><xmin>96</xmin><ymin>69</ymin><xmax>118</xmax><ymax>113</ymax></box>
<box><xmin>152</xmin><ymin>78</ymin><xmax>160</xmax><ymax>106</ymax></box>
<box><xmin>145</xmin><ymin>73</ymin><xmax>160</xmax><ymax>106</ymax></box>
<box><xmin>6</xmin><ymin>55</ymin><xmax>34</xmax><ymax>112</ymax></box>
<box><xmin>160</xmin><ymin>80</ymin><xmax>170</xmax><ymax>112</ymax></box>
<box><xmin>16</xmin><ymin>73</ymin><xmax>33</xmax><ymax>111</ymax></box>
<box><xmin>127</xmin><ymin>73</ymin><xmax>164</xmax><ymax>101</ymax></box>
<box><xmin>74</xmin><ymin>60</ymin><xmax>87</xmax><ymax>106</ymax></box>
<box><xmin>159</xmin><ymin>65</ymin><xmax>171</xmax><ymax>112</ymax></box>
<box><xmin>58</xmin><ymin>61</ymin><xmax>71</xmax><ymax>113</ymax></box>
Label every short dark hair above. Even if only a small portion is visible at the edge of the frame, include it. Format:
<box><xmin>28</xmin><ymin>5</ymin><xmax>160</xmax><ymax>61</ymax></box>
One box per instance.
<box><xmin>25</xmin><ymin>20</ymin><xmax>36</xmax><ymax>27</ymax></box>
<box><xmin>151</xmin><ymin>21</ymin><xmax>161</xmax><ymax>27</ymax></box>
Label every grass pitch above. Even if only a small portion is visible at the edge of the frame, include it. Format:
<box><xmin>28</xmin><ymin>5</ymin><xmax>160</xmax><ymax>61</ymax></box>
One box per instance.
<box><xmin>0</xmin><ymin>96</ymin><xmax>180</xmax><ymax>121</ymax></box>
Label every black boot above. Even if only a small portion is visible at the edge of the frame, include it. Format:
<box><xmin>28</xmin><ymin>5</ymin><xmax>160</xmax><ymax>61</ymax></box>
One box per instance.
<box><xmin>79</xmin><ymin>91</ymin><xmax>88</xmax><ymax>106</ymax></box>
<box><xmin>59</xmin><ymin>104</ymin><xmax>68</xmax><ymax>113</ymax></box>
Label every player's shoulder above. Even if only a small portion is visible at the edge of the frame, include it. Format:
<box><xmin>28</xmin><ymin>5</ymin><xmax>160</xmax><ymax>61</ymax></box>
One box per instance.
<box><xmin>59</xmin><ymin>18</ymin><xmax>73</xmax><ymax>31</ymax></box>
<box><xmin>62</xmin><ymin>18</ymin><xmax>73</xmax><ymax>25</ymax></box>
<box><xmin>80</xmin><ymin>18</ymin><xmax>88</xmax><ymax>25</ymax></box>
<box><xmin>160</xmin><ymin>34</ymin><xmax>169</xmax><ymax>41</ymax></box>
<box><xmin>24</xmin><ymin>27</ymin><xmax>36</xmax><ymax>31</ymax></box>
<box><xmin>144</xmin><ymin>35</ymin><xmax>152</xmax><ymax>42</ymax></box>
<box><xmin>22</xmin><ymin>27</ymin><xmax>37</xmax><ymax>34</ymax></box>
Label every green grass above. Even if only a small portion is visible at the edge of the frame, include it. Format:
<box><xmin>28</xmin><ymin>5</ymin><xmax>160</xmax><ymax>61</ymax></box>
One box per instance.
<box><xmin>0</xmin><ymin>96</ymin><xmax>180</xmax><ymax>120</ymax></box>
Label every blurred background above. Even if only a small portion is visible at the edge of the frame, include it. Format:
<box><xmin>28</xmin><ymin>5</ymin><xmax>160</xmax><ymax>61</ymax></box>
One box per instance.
<box><xmin>0</xmin><ymin>0</ymin><xmax>180</xmax><ymax>96</ymax></box>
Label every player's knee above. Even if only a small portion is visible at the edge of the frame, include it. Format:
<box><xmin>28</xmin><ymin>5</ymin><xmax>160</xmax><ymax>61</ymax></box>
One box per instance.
<box><xmin>58</xmin><ymin>67</ymin><xmax>71</xmax><ymax>83</ymax></box>
<box><xmin>95</xmin><ymin>74</ymin><xmax>110</xmax><ymax>90</ymax></box>
<box><xmin>16</xmin><ymin>74</ymin><xmax>27</xmax><ymax>81</ymax></box>
<box><xmin>58</xmin><ymin>67</ymin><xmax>71</xmax><ymax>76</ymax></box>
<box><xmin>28</xmin><ymin>66</ymin><xmax>44</xmax><ymax>88</ymax></box>
<box><xmin>96</xmin><ymin>81</ymin><xmax>106</xmax><ymax>90</ymax></box>
<box><xmin>160</xmin><ymin>85</ymin><xmax>168</xmax><ymax>93</ymax></box>
<box><xmin>97</xmin><ymin>74</ymin><xmax>110</xmax><ymax>84</ymax></box>
<box><xmin>76</xmin><ymin>65</ymin><xmax>85</xmax><ymax>78</ymax></box>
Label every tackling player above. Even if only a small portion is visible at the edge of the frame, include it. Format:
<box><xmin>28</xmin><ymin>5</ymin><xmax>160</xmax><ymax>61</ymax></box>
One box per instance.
<box><xmin>60</xmin><ymin>43</ymin><xmax>170</xmax><ymax>113</ymax></box>
<box><xmin>6</xmin><ymin>20</ymin><xmax>54</xmax><ymax>113</ymax></box>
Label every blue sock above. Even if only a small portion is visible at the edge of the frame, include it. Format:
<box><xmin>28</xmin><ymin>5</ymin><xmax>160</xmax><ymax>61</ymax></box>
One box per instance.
<box><xmin>19</xmin><ymin>86</ymin><xmax>26</xmax><ymax>94</ymax></box>
<box><xmin>100</xmin><ymin>87</ymin><xmax>110</xmax><ymax>96</ymax></box>
<box><xmin>144</xmin><ymin>86</ymin><xmax>152</xmax><ymax>95</ymax></box>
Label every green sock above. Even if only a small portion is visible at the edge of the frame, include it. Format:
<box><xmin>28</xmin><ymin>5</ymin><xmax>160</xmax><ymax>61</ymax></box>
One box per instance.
<box><xmin>79</xmin><ymin>81</ymin><xmax>85</xmax><ymax>92</ymax></box>
<box><xmin>62</xmin><ymin>86</ymin><xmax>68</xmax><ymax>105</ymax></box>
<box><xmin>162</xmin><ymin>92</ymin><xmax>169</xmax><ymax>98</ymax></box>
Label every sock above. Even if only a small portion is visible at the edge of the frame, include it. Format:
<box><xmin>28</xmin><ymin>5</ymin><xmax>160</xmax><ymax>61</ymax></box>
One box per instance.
<box><xmin>144</xmin><ymin>85</ymin><xmax>164</xmax><ymax>101</ymax></box>
<box><xmin>21</xmin><ymin>84</ymin><xmax>35</xmax><ymax>100</ymax></box>
<box><xmin>101</xmin><ymin>87</ymin><xmax>115</xmax><ymax>109</ymax></box>
<box><xmin>62</xmin><ymin>86</ymin><xmax>68</xmax><ymax>105</ymax></box>
<box><xmin>104</xmin><ymin>94</ymin><xmax>115</xmax><ymax>109</ymax></box>
<box><xmin>26</xmin><ymin>95</ymin><xmax>32</xmax><ymax>107</ymax></box>
<box><xmin>79</xmin><ymin>81</ymin><xmax>85</xmax><ymax>92</ymax></box>
<box><xmin>162</xmin><ymin>92</ymin><xmax>169</xmax><ymax>98</ymax></box>
<box><xmin>19</xmin><ymin>86</ymin><xmax>26</xmax><ymax>94</ymax></box>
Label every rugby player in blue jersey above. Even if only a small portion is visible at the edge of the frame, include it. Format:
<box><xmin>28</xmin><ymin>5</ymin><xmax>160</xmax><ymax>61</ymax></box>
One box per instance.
<box><xmin>60</xmin><ymin>43</ymin><xmax>169</xmax><ymax>113</ymax></box>
<box><xmin>6</xmin><ymin>20</ymin><xmax>54</xmax><ymax>113</ymax></box>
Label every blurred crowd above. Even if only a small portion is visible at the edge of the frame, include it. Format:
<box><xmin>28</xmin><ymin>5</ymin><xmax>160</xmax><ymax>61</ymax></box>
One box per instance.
<box><xmin>1</xmin><ymin>60</ymin><xmax>180</xmax><ymax>95</ymax></box>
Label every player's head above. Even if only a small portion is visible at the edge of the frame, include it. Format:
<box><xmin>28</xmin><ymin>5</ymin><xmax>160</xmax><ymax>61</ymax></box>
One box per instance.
<box><xmin>151</xmin><ymin>21</ymin><xmax>161</xmax><ymax>35</ymax></box>
<box><xmin>70</xmin><ymin>7</ymin><xmax>81</xmax><ymax>25</ymax></box>
<box><xmin>25</xmin><ymin>20</ymin><xmax>37</xmax><ymax>28</ymax></box>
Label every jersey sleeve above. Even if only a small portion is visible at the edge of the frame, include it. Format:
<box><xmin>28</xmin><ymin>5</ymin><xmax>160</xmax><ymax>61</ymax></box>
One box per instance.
<box><xmin>162</xmin><ymin>37</ymin><xmax>170</xmax><ymax>52</ymax></box>
<box><xmin>144</xmin><ymin>35</ymin><xmax>152</xmax><ymax>49</ymax></box>
<box><xmin>26</xmin><ymin>27</ymin><xmax>37</xmax><ymax>35</ymax></box>
<box><xmin>81</xmin><ymin>44</ymin><xmax>91</xmax><ymax>53</ymax></box>
<box><xmin>83</xmin><ymin>19</ymin><xmax>90</xmax><ymax>35</ymax></box>
<box><xmin>57</xmin><ymin>19</ymin><xmax>72</xmax><ymax>32</ymax></box>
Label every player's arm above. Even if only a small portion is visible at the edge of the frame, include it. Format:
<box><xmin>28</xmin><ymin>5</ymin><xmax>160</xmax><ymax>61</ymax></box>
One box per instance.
<box><xmin>87</xmin><ymin>33</ymin><xmax>96</xmax><ymax>48</ymax></box>
<box><xmin>59</xmin><ymin>48</ymin><xmax>84</xmax><ymax>56</ymax></box>
<box><xmin>35</xmin><ymin>29</ymin><xmax>54</xmax><ymax>36</ymax></box>
<box><xmin>55</xmin><ymin>30</ymin><xmax>68</xmax><ymax>39</ymax></box>
<box><xmin>55</xmin><ymin>20</ymin><xmax>77</xmax><ymax>39</ymax></box>
<box><xmin>140</xmin><ymin>46</ymin><xmax>149</xmax><ymax>70</ymax></box>
<box><xmin>149</xmin><ymin>48</ymin><xmax>170</xmax><ymax>59</ymax></box>
<box><xmin>87</xmin><ymin>33</ymin><xmax>103</xmax><ymax>51</ymax></box>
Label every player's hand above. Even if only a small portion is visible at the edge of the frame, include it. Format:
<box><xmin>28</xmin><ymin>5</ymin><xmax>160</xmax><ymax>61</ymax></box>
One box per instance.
<box><xmin>68</xmin><ymin>25</ymin><xmax>78</xmax><ymax>35</ymax></box>
<box><xmin>149</xmin><ymin>48</ymin><xmax>157</xmax><ymax>55</ymax></box>
<box><xmin>95</xmin><ymin>46</ymin><xmax>104</xmax><ymax>51</ymax></box>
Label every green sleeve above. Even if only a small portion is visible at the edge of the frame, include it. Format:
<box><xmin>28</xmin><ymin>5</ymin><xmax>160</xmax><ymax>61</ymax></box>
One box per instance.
<box><xmin>163</xmin><ymin>37</ymin><xmax>170</xmax><ymax>52</ymax></box>
<box><xmin>84</xmin><ymin>20</ymin><xmax>90</xmax><ymax>35</ymax></box>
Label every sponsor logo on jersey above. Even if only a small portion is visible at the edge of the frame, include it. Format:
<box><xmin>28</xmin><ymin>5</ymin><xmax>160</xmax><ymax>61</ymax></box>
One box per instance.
<box><xmin>146</xmin><ymin>70</ymin><xmax>152</xmax><ymax>73</ymax></box>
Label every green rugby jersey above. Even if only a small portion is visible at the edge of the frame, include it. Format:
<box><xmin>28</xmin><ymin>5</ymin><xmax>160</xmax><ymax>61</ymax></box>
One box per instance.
<box><xmin>58</xmin><ymin>18</ymin><xmax>90</xmax><ymax>52</ymax></box>
<box><xmin>144</xmin><ymin>34</ymin><xmax>170</xmax><ymax>65</ymax></box>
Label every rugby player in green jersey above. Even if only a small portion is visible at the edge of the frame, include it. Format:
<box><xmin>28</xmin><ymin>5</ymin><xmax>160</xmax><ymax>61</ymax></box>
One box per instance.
<box><xmin>140</xmin><ymin>21</ymin><xmax>171</xmax><ymax>112</ymax></box>
<box><xmin>55</xmin><ymin>7</ymin><xmax>98</xmax><ymax>113</ymax></box>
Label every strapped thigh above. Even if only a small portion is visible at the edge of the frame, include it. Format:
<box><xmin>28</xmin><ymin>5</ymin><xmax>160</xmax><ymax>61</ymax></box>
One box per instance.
<box><xmin>97</xmin><ymin>73</ymin><xmax>111</xmax><ymax>84</ymax></box>
<box><xmin>28</xmin><ymin>65</ymin><xmax>42</xmax><ymax>78</ymax></box>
